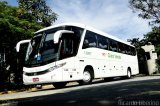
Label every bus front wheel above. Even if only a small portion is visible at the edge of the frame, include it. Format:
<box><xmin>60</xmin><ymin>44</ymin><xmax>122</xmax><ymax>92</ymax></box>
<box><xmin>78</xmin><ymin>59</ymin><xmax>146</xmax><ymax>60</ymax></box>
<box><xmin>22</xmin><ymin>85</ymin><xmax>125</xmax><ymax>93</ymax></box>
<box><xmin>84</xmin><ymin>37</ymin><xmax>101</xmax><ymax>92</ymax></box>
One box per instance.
<box><xmin>78</xmin><ymin>68</ymin><xmax>93</xmax><ymax>85</ymax></box>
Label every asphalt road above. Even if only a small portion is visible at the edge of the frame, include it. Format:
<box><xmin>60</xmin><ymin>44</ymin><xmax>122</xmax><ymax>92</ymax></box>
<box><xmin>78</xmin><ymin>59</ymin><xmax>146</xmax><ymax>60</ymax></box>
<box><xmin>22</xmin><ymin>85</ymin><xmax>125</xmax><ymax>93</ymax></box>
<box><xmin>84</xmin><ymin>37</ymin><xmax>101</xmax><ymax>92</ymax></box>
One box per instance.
<box><xmin>0</xmin><ymin>76</ymin><xmax>160</xmax><ymax>106</ymax></box>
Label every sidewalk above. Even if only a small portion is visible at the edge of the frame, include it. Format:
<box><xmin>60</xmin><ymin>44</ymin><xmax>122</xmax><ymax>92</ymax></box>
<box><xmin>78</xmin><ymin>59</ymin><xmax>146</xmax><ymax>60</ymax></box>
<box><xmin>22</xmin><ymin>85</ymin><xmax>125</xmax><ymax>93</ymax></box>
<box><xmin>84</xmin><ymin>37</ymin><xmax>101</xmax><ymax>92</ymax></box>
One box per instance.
<box><xmin>0</xmin><ymin>85</ymin><xmax>54</xmax><ymax>95</ymax></box>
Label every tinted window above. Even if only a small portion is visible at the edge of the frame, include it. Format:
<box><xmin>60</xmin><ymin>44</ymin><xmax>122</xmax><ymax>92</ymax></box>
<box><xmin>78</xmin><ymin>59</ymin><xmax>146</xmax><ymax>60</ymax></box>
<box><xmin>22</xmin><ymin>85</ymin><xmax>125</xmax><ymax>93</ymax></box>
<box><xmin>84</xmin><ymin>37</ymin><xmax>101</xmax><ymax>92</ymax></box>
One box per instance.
<box><xmin>109</xmin><ymin>39</ymin><xmax>118</xmax><ymax>52</ymax></box>
<box><xmin>131</xmin><ymin>47</ymin><xmax>136</xmax><ymax>56</ymax></box>
<box><xmin>82</xmin><ymin>31</ymin><xmax>97</xmax><ymax>49</ymax></box>
<box><xmin>125</xmin><ymin>45</ymin><xmax>131</xmax><ymax>55</ymax></box>
<box><xmin>118</xmin><ymin>42</ymin><xmax>125</xmax><ymax>53</ymax></box>
<box><xmin>65</xmin><ymin>26</ymin><xmax>84</xmax><ymax>55</ymax></box>
<box><xmin>40</xmin><ymin>32</ymin><xmax>59</xmax><ymax>63</ymax></box>
<box><xmin>65</xmin><ymin>26</ymin><xmax>83</xmax><ymax>40</ymax></box>
<box><xmin>97</xmin><ymin>35</ymin><xmax>109</xmax><ymax>50</ymax></box>
<box><xmin>59</xmin><ymin>34</ymin><xmax>74</xmax><ymax>59</ymax></box>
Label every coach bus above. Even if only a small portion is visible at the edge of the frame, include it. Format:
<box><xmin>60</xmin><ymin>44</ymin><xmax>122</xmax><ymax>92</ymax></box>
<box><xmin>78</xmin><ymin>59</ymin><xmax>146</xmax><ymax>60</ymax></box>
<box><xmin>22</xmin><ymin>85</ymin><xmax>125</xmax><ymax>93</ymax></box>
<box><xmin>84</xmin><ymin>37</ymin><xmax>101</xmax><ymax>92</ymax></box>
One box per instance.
<box><xmin>16</xmin><ymin>23</ymin><xmax>139</xmax><ymax>88</ymax></box>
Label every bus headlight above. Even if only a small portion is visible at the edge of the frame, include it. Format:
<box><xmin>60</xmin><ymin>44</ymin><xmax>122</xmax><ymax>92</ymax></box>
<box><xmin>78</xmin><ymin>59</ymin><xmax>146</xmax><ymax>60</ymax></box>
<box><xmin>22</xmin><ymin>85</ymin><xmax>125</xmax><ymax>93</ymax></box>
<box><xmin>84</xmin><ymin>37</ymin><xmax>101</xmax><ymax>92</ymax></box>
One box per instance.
<box><xmin>48</xmin><ymin>62</ymin><xmax>66</xmax><ymax>71</ymax></box>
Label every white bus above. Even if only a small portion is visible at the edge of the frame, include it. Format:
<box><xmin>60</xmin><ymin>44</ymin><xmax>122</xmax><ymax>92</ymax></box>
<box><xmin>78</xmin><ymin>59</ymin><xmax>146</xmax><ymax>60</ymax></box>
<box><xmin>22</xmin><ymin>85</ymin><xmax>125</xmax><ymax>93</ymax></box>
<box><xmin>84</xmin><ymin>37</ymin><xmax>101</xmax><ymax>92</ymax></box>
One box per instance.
<box><xmin>16</xmin><ymin>23</ymin><xmax>139</xmax><ymax>88</ymax></box>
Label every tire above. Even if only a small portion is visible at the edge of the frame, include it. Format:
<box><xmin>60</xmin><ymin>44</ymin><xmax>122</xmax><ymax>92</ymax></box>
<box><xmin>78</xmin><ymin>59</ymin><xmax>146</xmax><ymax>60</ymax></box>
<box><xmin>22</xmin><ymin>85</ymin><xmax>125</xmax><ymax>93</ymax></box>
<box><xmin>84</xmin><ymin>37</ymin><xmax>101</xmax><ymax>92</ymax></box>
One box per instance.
<box><xmin>78</xmin><ymin>68</ymin><xmax>93</xmax><ymax>85</ymax></box>
<box><xmin>53</xmin><ymin>82</ymin><xmax>67</xmax><ymax>89</ymax></box>
<box><xmin>127</xmin><ymin>69</ymin><xmax>132</xmax><ymax>79</ymax></box>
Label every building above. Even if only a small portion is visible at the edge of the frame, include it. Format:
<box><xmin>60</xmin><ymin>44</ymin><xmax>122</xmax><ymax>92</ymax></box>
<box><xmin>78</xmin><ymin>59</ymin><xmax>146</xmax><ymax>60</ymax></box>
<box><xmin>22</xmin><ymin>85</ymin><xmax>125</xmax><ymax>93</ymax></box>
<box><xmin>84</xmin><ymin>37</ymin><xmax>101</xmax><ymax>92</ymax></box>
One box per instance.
<box><xmin>141</xmin><ymin>44</ymin><xmax>157</xmax><ymax>75</ymax></box>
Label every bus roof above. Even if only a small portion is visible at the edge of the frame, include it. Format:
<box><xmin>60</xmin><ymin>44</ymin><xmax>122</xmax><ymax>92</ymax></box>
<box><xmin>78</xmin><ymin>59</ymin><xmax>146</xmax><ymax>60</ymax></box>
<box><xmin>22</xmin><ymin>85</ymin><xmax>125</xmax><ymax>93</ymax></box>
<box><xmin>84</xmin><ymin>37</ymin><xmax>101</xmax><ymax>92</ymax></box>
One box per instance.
<box><xmin>35</xmin><ymin>22</ymin><xmax>134</xmax><ymax>47</ymax></box>
<box><xmin>35</xmin><ymin>23</ymin><xmax>86</xmax><ymax>34</ymax></box>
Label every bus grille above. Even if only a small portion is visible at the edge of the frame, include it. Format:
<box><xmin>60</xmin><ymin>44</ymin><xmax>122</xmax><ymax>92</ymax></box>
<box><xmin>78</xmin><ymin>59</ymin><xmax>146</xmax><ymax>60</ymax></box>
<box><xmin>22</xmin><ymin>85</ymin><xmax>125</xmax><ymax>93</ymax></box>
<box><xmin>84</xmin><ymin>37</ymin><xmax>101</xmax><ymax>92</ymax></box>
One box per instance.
<box><xmin>24</xmin><ymin>70</ymin><xmax>49</xmax><ymax>76</ymax></box>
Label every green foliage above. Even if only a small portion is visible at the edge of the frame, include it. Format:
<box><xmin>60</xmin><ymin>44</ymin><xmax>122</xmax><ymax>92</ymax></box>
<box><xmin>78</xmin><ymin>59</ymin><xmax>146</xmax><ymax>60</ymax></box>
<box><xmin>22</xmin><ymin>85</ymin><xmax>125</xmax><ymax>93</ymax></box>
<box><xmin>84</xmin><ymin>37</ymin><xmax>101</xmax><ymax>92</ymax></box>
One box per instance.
<box><xmin>129</xmin><ymin>0</ymin><xmax>160</xmax><ymax>26</ymax></box>
<box><xmin>0</xmin><ymin>1</ymin><xmax>43</xmax><ymax>53</ymax></box>
<box><xmin>129</xmin><ymin>27</ymin><xmax>160</xmax><ymax>51</ymax></box>
<box><xmin>18</xmin><ymin>0</ymin><xmax>58</xmax><ymax>26</ymax></box>
<box><xmin>129</xmin><ymin>0</ymin><xmax>160</xmax><ymax>73</ymax></box>
<box><xmin>0</xmin><ymin>1</ymin><xmax>44</xmax><ymax>91</ymax></box>
<box><xmin>144</xmin><ymin>27</ymin><xmax>160</xmax><ymax>46</ymax></box>
<box><xmin>145</xmin><ymin>27</ymin><xmax>160</xmax><ymax>72</ymax></box>
<box><xmin>128</xmin><ymin>27</ymin><xmax>160</xmax><ymax>73</ymax></box>
<box><xmin>0</xmin><ymin>0</ymin><xmax>58</xmax><ymax>91</ymax></box>
<box><xmin>0</xmin><ymin>2</ymin><xmax>43</xmax><ymax>40</ymax></box>
<box><xmin>128</xmin><ymin>38</ymin><xmax>142</xmax><ymax>48</ymax></box>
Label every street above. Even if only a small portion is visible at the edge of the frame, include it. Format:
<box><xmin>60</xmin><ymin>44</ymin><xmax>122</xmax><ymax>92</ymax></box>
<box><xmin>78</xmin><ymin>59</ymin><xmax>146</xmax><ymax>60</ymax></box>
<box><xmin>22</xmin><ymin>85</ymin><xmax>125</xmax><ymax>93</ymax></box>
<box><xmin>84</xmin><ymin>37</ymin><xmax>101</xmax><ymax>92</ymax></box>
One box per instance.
<box><xmin>0</xmin><ymin>76</ymin><xmax>160</xmax><ymax>106</ymax></box>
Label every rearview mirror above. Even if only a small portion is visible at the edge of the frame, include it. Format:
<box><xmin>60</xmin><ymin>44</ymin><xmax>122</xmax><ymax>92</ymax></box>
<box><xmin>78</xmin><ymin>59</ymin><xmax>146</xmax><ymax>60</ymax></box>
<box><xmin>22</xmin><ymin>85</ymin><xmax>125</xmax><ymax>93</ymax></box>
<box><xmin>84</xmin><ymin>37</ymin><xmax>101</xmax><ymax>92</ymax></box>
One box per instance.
<box><xmin>16</xmin><ymin>40</ymin><xmax>31</xmax><ymax>52</ymax></box>
<box><xmin>54</xmin><ymin>30</ymin><xmax>74</xmax><ymax>44</ymax></box>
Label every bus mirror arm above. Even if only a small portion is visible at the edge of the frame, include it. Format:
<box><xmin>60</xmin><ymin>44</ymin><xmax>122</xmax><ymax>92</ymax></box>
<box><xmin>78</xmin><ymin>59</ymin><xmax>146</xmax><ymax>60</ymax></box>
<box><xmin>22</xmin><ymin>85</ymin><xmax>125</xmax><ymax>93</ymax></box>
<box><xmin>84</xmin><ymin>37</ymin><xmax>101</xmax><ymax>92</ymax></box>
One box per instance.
<box><xmin>53</xmin><ymin>30</ymin><xmax>74</xmax><ymax>44</ymax></box>
<box><xmin>16</xmin><ymin>40</ymin><xmax>31</xmax><ymax>52</ymax></box>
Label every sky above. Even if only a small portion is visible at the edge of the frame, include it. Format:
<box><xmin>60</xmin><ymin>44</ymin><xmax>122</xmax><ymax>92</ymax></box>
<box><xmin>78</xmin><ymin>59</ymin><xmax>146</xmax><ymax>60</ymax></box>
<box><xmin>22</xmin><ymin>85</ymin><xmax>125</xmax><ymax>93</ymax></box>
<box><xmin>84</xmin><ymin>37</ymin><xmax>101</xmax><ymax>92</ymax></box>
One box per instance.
<box><xmin>4</xmin><ymin>0</ymin><xmax>152</xmax><ymax>41</ymax></box>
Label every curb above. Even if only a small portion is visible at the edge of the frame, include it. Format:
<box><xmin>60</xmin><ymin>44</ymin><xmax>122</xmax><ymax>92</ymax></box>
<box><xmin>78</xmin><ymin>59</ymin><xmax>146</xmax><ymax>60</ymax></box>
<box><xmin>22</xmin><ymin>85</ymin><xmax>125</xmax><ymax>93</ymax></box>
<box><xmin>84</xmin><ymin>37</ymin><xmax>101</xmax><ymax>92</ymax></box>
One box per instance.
<box><xmin>0</xmin><ymin>85</ymin><xmax>54</xmax><ymax>95</ymax></box>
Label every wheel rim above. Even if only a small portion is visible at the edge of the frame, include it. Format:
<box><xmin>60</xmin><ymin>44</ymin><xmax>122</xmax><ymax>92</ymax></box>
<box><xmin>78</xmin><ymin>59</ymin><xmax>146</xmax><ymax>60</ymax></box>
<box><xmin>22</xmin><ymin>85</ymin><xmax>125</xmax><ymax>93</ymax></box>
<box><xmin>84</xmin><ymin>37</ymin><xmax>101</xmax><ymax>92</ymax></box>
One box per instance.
<box><xmin>127</xmin><ymin>71</ymin><xmax>131</xmax><ymax>78</ymax></box>
<box><xmin>83</xmin><ymin>71</ymin><xmax>91</xmax><ymax>82</ymax></box>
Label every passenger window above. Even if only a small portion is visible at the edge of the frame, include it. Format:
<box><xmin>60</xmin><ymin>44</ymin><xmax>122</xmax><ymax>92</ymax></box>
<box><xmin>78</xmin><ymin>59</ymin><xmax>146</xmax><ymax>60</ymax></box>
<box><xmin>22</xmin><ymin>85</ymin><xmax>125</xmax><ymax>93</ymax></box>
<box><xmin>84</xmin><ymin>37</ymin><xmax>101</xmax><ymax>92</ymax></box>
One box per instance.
<box><xmin>97</xmin><ymin>35</ymin><xmax>108</xmax><ymax>50</ymax></box>
<box><xmin>118</xmin><ymin>42</ymin><xmax>125</xmax><ymax>53</ymax></box>
<box><xmin>82</xmin><ymin>31</ymin><xmax>97</xmax><ymax>49</ymax></box>
<box><xmin>109</xmin><ymin>40</ymin><xmax>118</xmax><ymax>52</ymax></box>
<box><xmin>131</xmin><ymin>47</ymin><xmax>136</xmax><ymax>56</ymax></box>
<box><xmin>125</xmin><ymin>45</ymin><xmax>131</xmax><ymax>55</ymax></box>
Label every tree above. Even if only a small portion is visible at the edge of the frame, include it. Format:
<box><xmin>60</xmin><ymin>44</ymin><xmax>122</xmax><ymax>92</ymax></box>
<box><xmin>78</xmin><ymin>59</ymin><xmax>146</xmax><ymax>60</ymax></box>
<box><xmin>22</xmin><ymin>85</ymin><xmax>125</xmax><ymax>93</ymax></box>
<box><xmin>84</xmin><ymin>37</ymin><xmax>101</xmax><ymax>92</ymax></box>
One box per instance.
<box><xmin>128</xmin><ymin>26</ymin><xmax>160</xmax><ymax>73</ymax></box>
<box><xmin>129</xmin><ymin>0</ymin><xmax>160</xmax><ymax>26</ymax></box>
<box><xmin>0</xmin><ymin>0</ymin><xmax>58</xmax><ymax>91</ymax></box>
<box><xmin>18</xmin><ymin>0</ymin><xmax>58</xmax><ymax>26</ymax></box>
<box><xmin>128</xmin><ymin>38</ymin><xmax>141</xmax><ymax>48</ymax></box>
<box><xmin>0</xmin><ymin>1</ymin><xmax>44</xmax><ymax>91</ymax></box>
<box><xmin>143</xmin><ymin>26</ymin><xmax>160</xmax><ymax>46</ymax></box>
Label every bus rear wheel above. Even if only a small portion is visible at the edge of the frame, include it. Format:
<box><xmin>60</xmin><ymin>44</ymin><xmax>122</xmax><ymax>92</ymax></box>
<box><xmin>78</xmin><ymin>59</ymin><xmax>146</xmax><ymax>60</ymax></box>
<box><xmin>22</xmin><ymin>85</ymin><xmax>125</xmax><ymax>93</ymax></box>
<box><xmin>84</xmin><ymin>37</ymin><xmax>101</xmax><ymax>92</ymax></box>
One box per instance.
<box><xmin>78</xmin><ymin>68</ymin><xmax>93</xmax><ymax>85</ymax></box>
<box><xmin>53</xmin><ymin>82</ymin><xmax>67</xmax><ymax>89</ymax></box>
<box><xmin>127</xmin><ymin>68</ymin><xmax>132</xmax><ymax>79</ymax></box>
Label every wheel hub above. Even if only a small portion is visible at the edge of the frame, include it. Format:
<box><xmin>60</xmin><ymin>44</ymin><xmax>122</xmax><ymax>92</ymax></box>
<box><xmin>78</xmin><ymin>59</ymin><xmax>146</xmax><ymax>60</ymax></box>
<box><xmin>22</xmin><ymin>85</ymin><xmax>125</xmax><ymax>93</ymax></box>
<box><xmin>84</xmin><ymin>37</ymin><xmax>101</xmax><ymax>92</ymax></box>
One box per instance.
<box><xmin>83</xmin><ymin>71</ymin><xmax>91</xmax><ymax>82</ymax></box>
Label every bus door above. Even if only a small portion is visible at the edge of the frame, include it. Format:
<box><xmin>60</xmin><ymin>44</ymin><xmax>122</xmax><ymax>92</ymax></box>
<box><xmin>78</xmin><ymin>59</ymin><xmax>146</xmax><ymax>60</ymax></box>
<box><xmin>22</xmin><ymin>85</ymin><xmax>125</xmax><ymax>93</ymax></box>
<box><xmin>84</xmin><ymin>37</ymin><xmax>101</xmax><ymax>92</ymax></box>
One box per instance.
<box><xmin>56</xmin><ymin>33</ymin><xmax>79</xmax><ymax>81</ymax></box>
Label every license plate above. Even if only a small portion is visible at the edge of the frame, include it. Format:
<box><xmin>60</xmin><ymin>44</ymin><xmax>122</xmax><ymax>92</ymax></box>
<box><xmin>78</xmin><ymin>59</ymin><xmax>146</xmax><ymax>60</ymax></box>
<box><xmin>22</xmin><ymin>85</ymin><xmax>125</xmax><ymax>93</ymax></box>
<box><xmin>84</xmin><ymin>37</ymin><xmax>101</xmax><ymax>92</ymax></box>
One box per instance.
<box><xmin>33</xmin><ymin>78</ymin><xmax>39</xmax><ymax>82</ymax></box>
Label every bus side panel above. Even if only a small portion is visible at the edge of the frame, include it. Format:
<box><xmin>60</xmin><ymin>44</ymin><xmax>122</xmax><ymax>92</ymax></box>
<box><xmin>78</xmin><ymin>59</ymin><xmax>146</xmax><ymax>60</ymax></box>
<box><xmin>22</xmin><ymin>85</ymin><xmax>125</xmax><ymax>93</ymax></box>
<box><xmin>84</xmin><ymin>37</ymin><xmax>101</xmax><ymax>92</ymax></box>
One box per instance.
<box><xmin>56</xmin><ymin>57</ymin><xmax>82</xmax><ymax>81</ymax></box>
<box><xmin>77</xmin><ymin>48</ymin><xmax>111</xmax><ymax>79</ymax></box>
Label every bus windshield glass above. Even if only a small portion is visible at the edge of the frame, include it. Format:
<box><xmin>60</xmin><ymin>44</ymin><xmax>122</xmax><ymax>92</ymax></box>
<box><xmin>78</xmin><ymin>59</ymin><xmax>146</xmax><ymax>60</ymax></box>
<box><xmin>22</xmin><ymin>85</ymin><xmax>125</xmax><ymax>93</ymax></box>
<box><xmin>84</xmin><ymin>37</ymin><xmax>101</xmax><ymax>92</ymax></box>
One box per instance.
<box><xmin>24</xmin><ymin>26</ymin><xmax>84</xmax><ymax>67</ymax></box>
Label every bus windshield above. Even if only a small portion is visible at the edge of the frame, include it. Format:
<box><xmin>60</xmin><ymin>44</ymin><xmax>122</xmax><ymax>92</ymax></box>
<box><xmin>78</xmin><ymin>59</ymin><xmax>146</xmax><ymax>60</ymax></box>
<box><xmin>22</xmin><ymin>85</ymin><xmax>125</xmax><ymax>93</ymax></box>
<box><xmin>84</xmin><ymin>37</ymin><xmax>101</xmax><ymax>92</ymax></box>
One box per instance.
<box><xmin>24</xmin><ymin>26</ymin><xmax>84</xmax><ymax>67</ymax></box>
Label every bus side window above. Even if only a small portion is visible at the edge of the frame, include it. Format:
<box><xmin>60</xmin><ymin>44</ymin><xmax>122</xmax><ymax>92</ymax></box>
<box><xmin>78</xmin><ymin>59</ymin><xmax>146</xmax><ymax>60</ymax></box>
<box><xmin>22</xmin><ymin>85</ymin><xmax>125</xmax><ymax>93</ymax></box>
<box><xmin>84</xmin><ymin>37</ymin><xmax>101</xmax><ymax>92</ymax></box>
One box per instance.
<box><xmin>125</xmin><ymin>45</ymin><xmax>131</xmax><ymax>55</ymax></box>
<box><xmin>131</xmin><ymin>47</ymin><xmax>136</xmax><ymax>56</ymax></box>
<box><xmin>97</xmin><ymin>35</ymin><xmax>108</xmax><ymax>50</ymax></box>
<box><xmin>118</xmin><ymin>42</ymin><xmax>125</xmax><ymax>53</ymax></box>
<box><xmin>110</xmin><ymin>40</ymin><xmax>118</xmax><ymax>52</ymax></box>
<box><xmin>82</xmin><ymin>31</ymin><xmax>97</xmax><ymax>49</ymax></box>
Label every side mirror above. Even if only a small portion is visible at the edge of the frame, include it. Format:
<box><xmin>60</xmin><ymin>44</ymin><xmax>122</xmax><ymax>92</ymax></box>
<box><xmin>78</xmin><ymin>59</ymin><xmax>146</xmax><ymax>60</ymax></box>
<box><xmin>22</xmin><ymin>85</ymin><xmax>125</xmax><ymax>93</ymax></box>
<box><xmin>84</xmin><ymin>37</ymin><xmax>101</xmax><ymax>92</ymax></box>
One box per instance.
<box><xmin>54</xmin><ymin>30</ymin><xmax>74</xmax><ymax>44</ymax></box>
<box><xmin>16</xmin><ymin>40</ymin><xmax>31</xmax><ymax>52</ymax></box>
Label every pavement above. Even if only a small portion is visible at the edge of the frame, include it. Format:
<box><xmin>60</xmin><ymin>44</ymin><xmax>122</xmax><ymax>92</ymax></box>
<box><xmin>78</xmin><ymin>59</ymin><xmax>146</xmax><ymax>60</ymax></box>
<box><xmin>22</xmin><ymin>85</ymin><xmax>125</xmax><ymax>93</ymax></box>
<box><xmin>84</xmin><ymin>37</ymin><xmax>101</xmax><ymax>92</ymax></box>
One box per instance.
<box><xmin>0</xmin><ymin>76</ymin><xmax>160</xmax><ymax>100</ymax></box>
<box><xmin>0</xmin><ymin>75</ymin><xmax>160</xmax><ymax>106</ymax></box>
<box><xmin>0</xmin><ymin>74</ymin><xmax>151</xmax><ymax>95</ymax></box>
